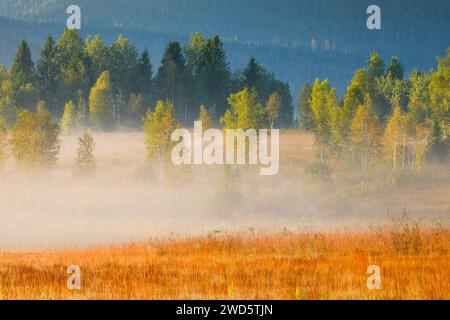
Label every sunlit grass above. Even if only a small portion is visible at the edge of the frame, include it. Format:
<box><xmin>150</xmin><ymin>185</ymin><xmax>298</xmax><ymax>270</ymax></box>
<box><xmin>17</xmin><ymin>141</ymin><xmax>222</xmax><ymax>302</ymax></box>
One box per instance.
<box><xmin>0</xmin><ymin>228</ymin><xmax>448</xmax><ymax>300</ymax></box>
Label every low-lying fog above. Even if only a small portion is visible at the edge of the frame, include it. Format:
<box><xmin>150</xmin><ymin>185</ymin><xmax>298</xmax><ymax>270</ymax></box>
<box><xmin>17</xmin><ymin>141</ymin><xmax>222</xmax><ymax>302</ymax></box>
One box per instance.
<box><xmin>0</xmin><ymin>132</ymin><xmax>448</xmax><ymax>248</ymax></box>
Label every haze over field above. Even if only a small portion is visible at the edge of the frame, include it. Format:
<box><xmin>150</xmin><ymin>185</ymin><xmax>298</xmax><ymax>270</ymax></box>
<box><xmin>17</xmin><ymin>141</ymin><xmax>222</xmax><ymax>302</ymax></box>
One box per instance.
<box><xmin>0</xmin><ymin>132</ymin><xmax>448</xmax><ymax>248</ymax></box>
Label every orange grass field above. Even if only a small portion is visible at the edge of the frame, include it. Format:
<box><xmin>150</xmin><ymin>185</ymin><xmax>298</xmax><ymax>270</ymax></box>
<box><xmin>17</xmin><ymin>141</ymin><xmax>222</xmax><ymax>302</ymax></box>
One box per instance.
<box><xmin>0</xmin><ymin>229</ymin><xmax>448</xmax><ymax>300</ymax></box>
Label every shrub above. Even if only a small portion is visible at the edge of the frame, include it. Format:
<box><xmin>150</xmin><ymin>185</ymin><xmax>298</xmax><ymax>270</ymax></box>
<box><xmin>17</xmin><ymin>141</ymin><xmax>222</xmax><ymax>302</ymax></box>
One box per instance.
<box><xmin>74</xmin><ymin>129</ymin><xmax>95</xmax><ymax>177</ymax></box>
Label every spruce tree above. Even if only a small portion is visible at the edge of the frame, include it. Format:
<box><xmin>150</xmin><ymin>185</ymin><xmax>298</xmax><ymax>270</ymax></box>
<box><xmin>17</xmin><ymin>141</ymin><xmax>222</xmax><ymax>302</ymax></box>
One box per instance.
<box><xmin>36</xmin><ymin>36</ymin><xmax>59</xmax><ymax>114</ymax></box>
<box><xmin>367</xmin><ymin>51</ymin><xmax>385</xmax><ymax>78</ymax></box>
<box><xmin>11</xmin><ymin>40</ymin><xmax>35</xmax><ymax>89</ymax></box>
<box><xmin>298</xmin><ymin>83</ymin><xmax>314</xmax><ymax>130</ymax></box>
<box><xmin>426</xmin><ymin>120</ymin><xmax>447</xmax><ymax>163</ymax></box>
<box><xmin>387</xmin><ymin>57</ymin><xmax>404</xmax><ymax>80</ymax></box>
<box><xmin>155</xmin><ymin>42</ymin><xmax>188</xmax><ymax>121</ymax></box>
<box><xmin>137</xmin><ymin>48</ymin><xmax>153</xmax><ymax>105</ymax></box>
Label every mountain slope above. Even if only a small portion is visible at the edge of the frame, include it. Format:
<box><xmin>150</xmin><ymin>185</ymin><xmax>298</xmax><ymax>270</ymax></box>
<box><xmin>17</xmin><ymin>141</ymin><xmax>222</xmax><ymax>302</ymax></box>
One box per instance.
<box><xmin>0</xmin><ymin>0</ymin><xmax>448</xmax><ymax>95</ymax></box>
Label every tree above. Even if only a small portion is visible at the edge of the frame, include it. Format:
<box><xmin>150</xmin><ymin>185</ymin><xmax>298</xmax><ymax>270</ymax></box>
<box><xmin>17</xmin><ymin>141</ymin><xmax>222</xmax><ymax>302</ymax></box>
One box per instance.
<box><xmin>266</xmin><ymin>92</ymin><xmax>281</xmax><ymax>129</ymax></box>
<box><xmin>271</xmin><ymin>80</ymin><xmax>294</xmax><ymax>127</ymax></box>
<box><xmin>10</xmin><ymin>40</ymin><xmax>35</xmax><ymax>90</ymax></box>
<box><xmin>327</xmin><ymin>88</ymin><xmax>345</xmax><ymax>156</ymax></box>
<box><xmin>387</xmin><ymin>56</ymin><xmax>404</xmax><ymax>80</ymax></box>
<box><xmin>0</xmin><ymin>119</ymin><xmax>7</xmax><ymax>166</ymax></box>
<box><xmin>196</xmin><ymin>36</ymin><xmax>231</xmax><ymax>119</ymax></box>
<box><xmin>155</xmin><ymin>41</ymin><xmax>188</xmax><ymax>121</ymax></box>
<box><xmin>36</xmin><ymin>36</ymin><xmax>59</xmax><ymax>114</ymax></box>
<box><xmin>198</xmin><ymin>105</ymin><xmax>213</xmax><ymax>130</ymax></box>
<box><xmin>343</xmin><ymin>69</ymin><xmax>370</xmax><ymax>131</ymax></box>
<box><xmin>428</xmin><ymin>48</ymin><xmax>450</xmax><ymax>137</ymax></box>
<box><xmin>35</xmin><ymin>102</ymin><xmax>60</xmax><ymax>168</ymax></box>
<box><xmin>184</xmin><ymin>32</ymin><xmax>206</xmax><ymax>118</ymax></box>
<box><xmin>243</xmin><ymin>57</ymin><xmax>272</xmax><ymax>103</ymax></box>
<box><xmin>56</xmin><ymin>29</ymin><xmax>91</xmax><ymax>113</ymax></box>
<box><xmin>75</xmin><ymin>129</ymin><xmax>95</xmax><ymax>177</ymax></box>
<box><xmin>109</xmin><ymin>35</ymin><xmax>139</xmax><ymax>119</ymax></box>
<box><xmin>407</xmin><ymin>70</ymin><xmax>430</xmax><ymax>127</ymax></box>
<box><xmin>125</xmin><ymin>93</ymin><xmax>145</xmax><ymax>127</ymax></box>
<box><xmin>143</xmin><ymin>100</ymin><xmax>178</xmax><ymax>182</ymax></box>
<box><xmin>60</xmin><ymin>100</ymin><xmax>76</xmax><ymax>135</ymax></box>
<box><xmin>137</xmin><ymin>48</ymin><xmax>153</xmax><ymax>106</ymax></box>
<box><xmin>310</xmin><ymin>79</ymin><xmax>332</xmax><ymax>163</ymax></box>
<box><xmin>85</xmin><ymin>35</ymin><xmax>109</xmax><ymax>79</ymax></box>
<box><xmin>384</xmin><ymin>102</ymin><xmax>406</xmax><ymax>169</ymax></box>
<box><xmin>75</xmin><ymin>89</ymin><xmax>88</xmax><ymax>129</ymax></box>
<box><xmin>221</xmin><ymin>87</ymin><xmax>266</xmax><ymax>130</ymax></box>
<box><xmin>298</xmin><ymin>83</ymin><xmax>314</xmax><ymax>130</ymax></box>
<box><xmin>9</xmin><ymin>107</ymin><xmax>60</xmax><ymax>169</ymax></box>
<box><xmin>89</xmin><ymin>71</ymin><xmax>114</xmax><ymax>130</ymax></box>
<box><xmin>350</xmin><ymin>94</ymin><xmax>382</xmax><ymax>169</ymax></box>
<box><xmin>0</xmin><ymin>79</ymin><xmax>17</xmax><ymax>126</ymax></box>
<box><xmin>367</xmin><ymin>51</ymin><xmax>385</xmax><ymax>78</ymax></box>
<box><xmin>425</xmin><ymin>120</ymin><xmax>447</xmax><ymax>163</ymax></box>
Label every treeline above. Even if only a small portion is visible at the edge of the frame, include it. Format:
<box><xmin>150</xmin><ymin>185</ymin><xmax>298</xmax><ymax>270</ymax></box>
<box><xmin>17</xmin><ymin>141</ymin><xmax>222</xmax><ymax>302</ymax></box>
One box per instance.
<box><xmin>299</xmin><ymin>49</ymin><xmax>450</xmax><ymax>171</ymax></box>
<box><xmin>0</xmin><ymin>29</ymin><xmax>294</xmax><ymax>131</ymax></box>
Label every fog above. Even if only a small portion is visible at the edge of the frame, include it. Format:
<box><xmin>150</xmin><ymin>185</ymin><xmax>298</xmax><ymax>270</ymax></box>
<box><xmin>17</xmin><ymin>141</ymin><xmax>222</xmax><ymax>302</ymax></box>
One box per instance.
<box><xmin>0</xmin><ymin>132</ymin><xmax>448</xmax><ymax>248</ymax></box>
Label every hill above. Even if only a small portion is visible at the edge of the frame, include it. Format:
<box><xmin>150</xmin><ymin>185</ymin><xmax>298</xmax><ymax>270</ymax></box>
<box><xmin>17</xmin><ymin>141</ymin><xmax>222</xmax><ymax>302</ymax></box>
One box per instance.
<box><xmin>0</xmin><ymin>0</ymin><xmax>449</xmax><ymax>95</ymax></box>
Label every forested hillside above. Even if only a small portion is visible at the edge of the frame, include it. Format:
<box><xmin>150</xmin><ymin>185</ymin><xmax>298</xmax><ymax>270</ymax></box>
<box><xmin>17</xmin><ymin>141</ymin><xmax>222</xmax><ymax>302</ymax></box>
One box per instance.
<box><xmin>0</xmin><ymin>0</ymin><xmax>448</xmax><ymax>96</ymax></box>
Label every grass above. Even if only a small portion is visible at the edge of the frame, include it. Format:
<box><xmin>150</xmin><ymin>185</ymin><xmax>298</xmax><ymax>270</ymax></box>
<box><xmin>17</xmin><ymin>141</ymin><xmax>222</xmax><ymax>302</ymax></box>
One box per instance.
<box><xmin>0</xmin><ymin>228</ymin><xmax>448</xmax><ymax>300</ymax></box>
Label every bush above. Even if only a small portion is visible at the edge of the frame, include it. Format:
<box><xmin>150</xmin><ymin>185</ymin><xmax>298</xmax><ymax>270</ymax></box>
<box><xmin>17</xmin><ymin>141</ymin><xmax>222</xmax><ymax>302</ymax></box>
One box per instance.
<box><xmin>389</xmin><ymin>208</ymin><xmax>422</xmax><ymax>254</ymax></box>
<box><xmin>74</xmin><ymin>129</ymin><xmax>95</xmax><ymax>177</ymax></box>
<box><xmin>9</xmin><ymin>108</ymin><xmax>60</xmax><ymax>169</ymax></box>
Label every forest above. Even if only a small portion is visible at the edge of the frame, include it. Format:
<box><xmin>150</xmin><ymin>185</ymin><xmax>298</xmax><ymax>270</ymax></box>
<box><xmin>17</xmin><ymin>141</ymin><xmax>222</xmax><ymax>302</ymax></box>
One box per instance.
<box><xmin>298</xmin><ymin>49</ymin><xmax>450</xmax><ymax>172</ymax></box>
<box><xmin>0</xmin><ymin>29</ymin><xmax>293</xmax><ymax>129</ymax></box>
<box><xmin>0</xmin><ymin>0</ymin><xmax>448</xmax><ymax>95</ymax></box>
<box><xmin>0</xmin><ymin>26</ymin><xmax>449</xmax><ymax>176</ymax></box>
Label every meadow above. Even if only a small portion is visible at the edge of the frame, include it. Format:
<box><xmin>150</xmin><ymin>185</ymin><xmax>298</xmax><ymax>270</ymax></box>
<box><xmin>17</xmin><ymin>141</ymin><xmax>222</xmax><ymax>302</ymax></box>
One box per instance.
<box><xmin>0</xmin><ymin>229</ymin><xmax>448</xmax><ymax>300</ymax></box>
<box><xmin>0</xmin><ymin>131</ymin><xmax>448</xmax><ymax>299</ymax></box>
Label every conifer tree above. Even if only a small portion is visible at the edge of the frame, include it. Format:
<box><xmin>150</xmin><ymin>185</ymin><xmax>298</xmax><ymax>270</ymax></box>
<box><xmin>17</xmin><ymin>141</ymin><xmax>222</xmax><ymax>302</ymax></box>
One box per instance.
<box><xmin>298</xmin><ymin>83</ymin><xmax>314</xmax><ymax>130</ymax></box>
<box><xmin>367</xmin><ymin>51</ymin><xmax>385</xmax><ymax>78</ymax></box>
<box><xmin>137</xmin><ymin>48</ymin><xmax>153</xmax><ymax>105</ymax></box>
<box><xmin>11</xmin><ymin>40</ymin><xmax>35</xmax><ymax>90</ymax></box>
<box><xmin>155</xmin><ymin>42</ymin><xmax>188</xmax><ymax>120</ymax></box>
<box><xmin>36</xmin><ymin>36</ymin><xmax>59</xmax><ymax>114</ymax></box>
<box><xmin>387</xmin><ymin>56</ymin><xmax>404</xmax><ymax>80</ymax></box>
<box><xmin>426</xmin><ymin>120</ymin><xmax>447</xmax><ymax>163</ymax></box>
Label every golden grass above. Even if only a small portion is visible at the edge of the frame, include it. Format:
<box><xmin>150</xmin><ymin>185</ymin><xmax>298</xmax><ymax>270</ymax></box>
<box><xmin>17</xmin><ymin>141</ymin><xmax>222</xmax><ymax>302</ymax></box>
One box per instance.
<box><xmin>0</xmin><ymin>229</ymin><xmax>448</xmax><ymax>300</ymax></box>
